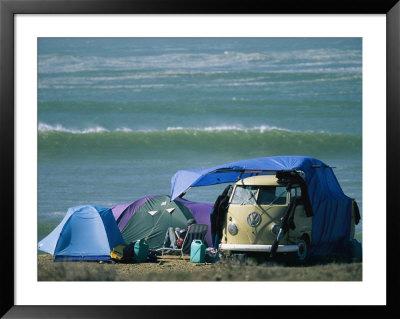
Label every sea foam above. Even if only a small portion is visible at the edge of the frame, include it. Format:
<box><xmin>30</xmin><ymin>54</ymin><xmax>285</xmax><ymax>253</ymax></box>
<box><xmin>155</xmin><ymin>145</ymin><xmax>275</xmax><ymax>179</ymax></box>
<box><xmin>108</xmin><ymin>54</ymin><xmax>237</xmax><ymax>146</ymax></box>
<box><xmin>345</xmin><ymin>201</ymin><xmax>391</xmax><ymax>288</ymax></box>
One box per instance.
<box><xmin>38</xmin><ymin>123</ymin><xmax>108</xmax><ymax>134</ymax></box>
<box><xmin>38</xmin><ymin>122</ymin><xmax>294</xmax><ymax>134</ymax></box>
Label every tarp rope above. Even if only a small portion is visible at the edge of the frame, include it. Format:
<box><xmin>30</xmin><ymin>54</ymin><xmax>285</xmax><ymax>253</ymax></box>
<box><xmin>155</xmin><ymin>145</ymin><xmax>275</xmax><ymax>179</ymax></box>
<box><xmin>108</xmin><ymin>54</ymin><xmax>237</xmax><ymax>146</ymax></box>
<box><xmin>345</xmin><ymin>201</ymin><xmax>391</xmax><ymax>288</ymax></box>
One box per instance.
<box><xmin>144</xmin><ymin>209</ymin><xmax>168</xmax><ymax>242</ymax></box>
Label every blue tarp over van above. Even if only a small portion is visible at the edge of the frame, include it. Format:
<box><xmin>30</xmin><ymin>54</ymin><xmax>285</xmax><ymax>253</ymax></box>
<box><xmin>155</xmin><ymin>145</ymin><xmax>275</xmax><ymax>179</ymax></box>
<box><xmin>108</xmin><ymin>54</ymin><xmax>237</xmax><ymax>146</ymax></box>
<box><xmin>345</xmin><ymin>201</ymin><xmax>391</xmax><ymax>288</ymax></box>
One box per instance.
<box><xmin>170</xmin><ymin>156</ymin><xmax>353</xmax><ymax>257</ymax></box>
<box><xmin>38</xmin><ymin>205</ymin><xmax>125</xmax><ymax>261</ymax></box>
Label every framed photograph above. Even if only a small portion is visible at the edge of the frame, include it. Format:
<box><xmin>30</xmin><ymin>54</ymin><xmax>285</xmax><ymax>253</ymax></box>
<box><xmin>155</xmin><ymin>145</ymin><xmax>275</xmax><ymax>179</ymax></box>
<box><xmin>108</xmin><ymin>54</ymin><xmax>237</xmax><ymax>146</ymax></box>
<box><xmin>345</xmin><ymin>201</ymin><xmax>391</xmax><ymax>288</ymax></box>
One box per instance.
<box><xmin>1</xmin><ymin>0</ymin><xmax>399</xmax><ymax>317</ymax></box>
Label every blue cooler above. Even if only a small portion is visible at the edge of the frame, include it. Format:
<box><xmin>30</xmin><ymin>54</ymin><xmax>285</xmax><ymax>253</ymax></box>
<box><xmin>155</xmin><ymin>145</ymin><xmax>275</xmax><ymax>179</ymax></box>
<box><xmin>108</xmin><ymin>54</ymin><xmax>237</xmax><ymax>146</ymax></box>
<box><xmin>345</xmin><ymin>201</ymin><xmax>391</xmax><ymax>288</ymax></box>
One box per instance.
<box><xmin>190</xmin><ymin>240</ymin><xmax>206</xmax><ymax>263</ymax></box>
<box><xmin>134</xmin><ymin>239</ymin><xmax>149</xmax><ymax>263</ymax></box>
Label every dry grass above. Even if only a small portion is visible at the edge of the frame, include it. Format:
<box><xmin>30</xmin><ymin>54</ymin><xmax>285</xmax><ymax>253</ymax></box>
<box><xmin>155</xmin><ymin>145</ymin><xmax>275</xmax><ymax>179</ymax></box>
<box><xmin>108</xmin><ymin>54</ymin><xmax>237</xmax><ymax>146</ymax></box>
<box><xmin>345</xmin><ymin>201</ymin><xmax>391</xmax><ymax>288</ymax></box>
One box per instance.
<box><xmin>38</xmin><ymin>254</ymin><xmax>362</xmax><ymax>282</ymax></box>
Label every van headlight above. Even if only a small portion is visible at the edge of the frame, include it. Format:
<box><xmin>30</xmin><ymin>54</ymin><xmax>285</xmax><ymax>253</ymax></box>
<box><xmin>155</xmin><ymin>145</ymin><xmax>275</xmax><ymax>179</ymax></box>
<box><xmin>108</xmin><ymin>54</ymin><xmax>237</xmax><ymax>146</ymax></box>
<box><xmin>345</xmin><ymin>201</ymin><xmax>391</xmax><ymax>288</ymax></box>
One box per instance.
<box><xmin>228</xmin><ymin>223</ymin><xmax>238</xmax><ymax>235</ymax></box>
<box><xmin>271</xmin><ymin>224</ymin><xmax>280</xmax><ymax>235</ymax></box>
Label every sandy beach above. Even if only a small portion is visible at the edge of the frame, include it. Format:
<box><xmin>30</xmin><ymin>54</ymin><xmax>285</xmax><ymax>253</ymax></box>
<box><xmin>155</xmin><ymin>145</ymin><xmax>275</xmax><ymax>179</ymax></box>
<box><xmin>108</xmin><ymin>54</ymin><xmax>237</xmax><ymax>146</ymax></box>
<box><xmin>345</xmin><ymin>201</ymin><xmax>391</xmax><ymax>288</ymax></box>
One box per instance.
<box><xmin>38</xmin><ymin>254</ymin><xmax>362</xmax><ymax>281</ymax></box>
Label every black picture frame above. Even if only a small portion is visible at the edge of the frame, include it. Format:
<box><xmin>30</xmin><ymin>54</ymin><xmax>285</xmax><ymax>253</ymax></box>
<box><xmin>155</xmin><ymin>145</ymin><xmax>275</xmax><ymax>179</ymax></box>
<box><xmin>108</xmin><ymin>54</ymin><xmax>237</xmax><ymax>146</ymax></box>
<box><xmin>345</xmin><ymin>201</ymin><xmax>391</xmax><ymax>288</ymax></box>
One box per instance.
<box><xmin>1</xmin><ymin>0</ymin><xmax>399</xmax><ymax>317</ymax></box>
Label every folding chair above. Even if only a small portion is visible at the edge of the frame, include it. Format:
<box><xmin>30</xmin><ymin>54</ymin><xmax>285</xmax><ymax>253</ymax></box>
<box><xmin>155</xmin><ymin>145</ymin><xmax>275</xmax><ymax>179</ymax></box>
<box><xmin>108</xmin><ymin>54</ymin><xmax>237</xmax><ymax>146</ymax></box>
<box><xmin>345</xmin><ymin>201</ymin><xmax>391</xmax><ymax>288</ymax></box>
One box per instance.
<box><xmin>157</xmin><ymin>224</ymin><xmax>208</xmax><ymax>258</ymax></box>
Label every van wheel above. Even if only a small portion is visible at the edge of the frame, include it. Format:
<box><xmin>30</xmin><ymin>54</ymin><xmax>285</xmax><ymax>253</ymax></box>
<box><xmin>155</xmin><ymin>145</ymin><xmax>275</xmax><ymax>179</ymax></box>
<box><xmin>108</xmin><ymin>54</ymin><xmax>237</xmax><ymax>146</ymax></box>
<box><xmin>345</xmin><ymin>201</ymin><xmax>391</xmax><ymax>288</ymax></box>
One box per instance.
<box><xmin>295</xmin><ymin>235</ymin><xmax>310</xmax><ymax>264</ymax></box>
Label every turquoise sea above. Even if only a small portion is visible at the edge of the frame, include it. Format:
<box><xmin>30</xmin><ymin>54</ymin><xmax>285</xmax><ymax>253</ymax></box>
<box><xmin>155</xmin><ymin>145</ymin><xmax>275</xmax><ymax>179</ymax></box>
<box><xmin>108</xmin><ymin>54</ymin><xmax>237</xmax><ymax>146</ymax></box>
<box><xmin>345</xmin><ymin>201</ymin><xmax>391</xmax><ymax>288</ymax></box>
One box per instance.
<box><xmin>38</xmin><ymin>38</ymin><xmax>362</xmax><ymax>242</ymax></box>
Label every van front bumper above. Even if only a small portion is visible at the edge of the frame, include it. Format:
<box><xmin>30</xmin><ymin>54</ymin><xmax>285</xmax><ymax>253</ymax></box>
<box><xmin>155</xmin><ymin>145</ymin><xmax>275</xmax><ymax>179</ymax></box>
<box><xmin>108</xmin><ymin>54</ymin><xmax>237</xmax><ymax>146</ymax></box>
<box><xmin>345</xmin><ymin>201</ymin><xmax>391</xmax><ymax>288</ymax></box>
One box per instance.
<box><xmin>219</xmin><ymin>243</ymin><xmax>299</xmax><ymax>253</ymax></box>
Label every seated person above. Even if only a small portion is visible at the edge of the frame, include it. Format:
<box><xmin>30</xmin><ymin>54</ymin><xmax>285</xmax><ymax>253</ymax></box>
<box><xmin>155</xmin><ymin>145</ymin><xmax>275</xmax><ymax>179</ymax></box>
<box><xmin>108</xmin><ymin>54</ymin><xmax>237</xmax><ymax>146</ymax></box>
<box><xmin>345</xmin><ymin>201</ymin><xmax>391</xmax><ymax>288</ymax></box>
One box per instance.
<box><xmin>163</xmin><ymin>227</ymin><xmax>179</xmax><ymax>250</ymax></box>
<box><xmin>175</xmin><ymin>218</ymin><xmax>195</xmax><ymax>248</ymax></box>
<box><xmin>162</xmin><ymin>218</ymin><xmax>196</xmax><ymax>251</ymax></box>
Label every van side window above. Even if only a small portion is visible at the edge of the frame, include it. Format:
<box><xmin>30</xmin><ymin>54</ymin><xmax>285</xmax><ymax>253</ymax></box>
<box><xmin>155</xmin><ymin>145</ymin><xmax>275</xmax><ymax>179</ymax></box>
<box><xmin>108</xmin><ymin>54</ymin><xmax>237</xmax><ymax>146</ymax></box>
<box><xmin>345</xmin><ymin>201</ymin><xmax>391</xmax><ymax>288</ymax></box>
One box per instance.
<box><xmin>290</xmin><ymin>187</ymin><xmax>302</xmax><ymax>198</ymax></box>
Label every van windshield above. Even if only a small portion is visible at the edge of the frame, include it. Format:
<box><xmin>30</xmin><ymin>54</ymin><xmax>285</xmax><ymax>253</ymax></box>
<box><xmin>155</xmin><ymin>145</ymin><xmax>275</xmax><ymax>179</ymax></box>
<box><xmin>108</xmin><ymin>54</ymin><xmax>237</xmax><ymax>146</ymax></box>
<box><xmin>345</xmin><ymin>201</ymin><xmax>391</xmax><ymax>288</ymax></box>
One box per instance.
<box><xmin>258</xmin><ymin>186</ymin><xmax>287</xmax><ymax>205</ymax></box>
<box><xmin>231</xmin><ymin>185</ymin><xmax>287</xmax><ymax>205</ymax></box>
<box><xmin>231</xmin><ymin>186</ymin><xmax>258</xmax><ymax>205</ymax></box>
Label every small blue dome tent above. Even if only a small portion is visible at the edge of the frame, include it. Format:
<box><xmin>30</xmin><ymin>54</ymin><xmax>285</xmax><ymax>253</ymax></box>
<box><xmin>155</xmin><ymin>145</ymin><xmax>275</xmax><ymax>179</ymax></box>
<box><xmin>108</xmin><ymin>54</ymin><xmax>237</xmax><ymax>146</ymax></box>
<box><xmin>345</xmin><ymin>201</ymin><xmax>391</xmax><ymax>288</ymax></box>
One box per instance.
<box><xmin>38</xmin><ymin>205</ymin><xmax>125</xmax><ymax>261</ymax></box>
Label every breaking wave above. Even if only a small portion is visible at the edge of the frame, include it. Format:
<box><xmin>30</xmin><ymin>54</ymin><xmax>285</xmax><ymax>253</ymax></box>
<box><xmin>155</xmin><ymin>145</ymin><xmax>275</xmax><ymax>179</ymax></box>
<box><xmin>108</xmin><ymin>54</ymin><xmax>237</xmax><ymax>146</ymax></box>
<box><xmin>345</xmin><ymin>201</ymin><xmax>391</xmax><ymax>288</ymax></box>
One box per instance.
<box><xmin>38</xmin><ymin>123</ymin><xmax>361</xmax><ymax>158</ymax></box>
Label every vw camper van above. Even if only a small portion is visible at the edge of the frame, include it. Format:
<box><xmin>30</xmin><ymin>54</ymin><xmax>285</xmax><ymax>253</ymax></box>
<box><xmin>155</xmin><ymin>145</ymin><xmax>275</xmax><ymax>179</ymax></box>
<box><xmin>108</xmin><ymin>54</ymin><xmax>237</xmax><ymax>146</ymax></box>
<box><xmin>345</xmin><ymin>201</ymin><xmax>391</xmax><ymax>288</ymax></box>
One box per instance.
<box><xmin>170</xmin><ymin>156</ymin><xmax>361</xmax><ymax>262</ymax></box>
<box><xmin>219</xmin><ymin>174</ymin><xmax>358</xmax><ymax>262</ymax></box>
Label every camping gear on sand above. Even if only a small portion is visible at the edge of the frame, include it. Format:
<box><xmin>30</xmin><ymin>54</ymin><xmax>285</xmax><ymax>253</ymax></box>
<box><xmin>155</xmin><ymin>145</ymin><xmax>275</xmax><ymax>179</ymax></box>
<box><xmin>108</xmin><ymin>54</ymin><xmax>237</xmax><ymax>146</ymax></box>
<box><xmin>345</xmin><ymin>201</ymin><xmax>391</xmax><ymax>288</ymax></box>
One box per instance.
<box><xmin>147</xmin><ymin>251</ymin><xmax>158</xmax><ymax>263</ymax></box>
<box><xmin>111</xmin><ymin>243</ymin><xmax>135</xmax><ymax>263</ymax></box>
<box><xmin>190</xmin><ymin>240</ymin><xmax>206</xmax><ymax>263</ymax></box>
<box><xmin>205</xmin><ymin>248</ymin><xmax>220</xmax><ymax>263</ymax></box>
<box><xmin>110</xmin><ymin>240</ymin><xmax>149</xmax><ymax>263</ymax></box>
<box><xmin>38</xmin><ymin>205</ymin><xmax>125</xmax><ymax>261</ymax></box>
<box><xmin>134</xmin><ymin>239</ymin><xmax>149</xmax><ymax>262</ymax></box>
<box><xmin>111</xmin><ymin>195</ymin><xmax>213</xmax><ymax>249</ymax></box>
<box><xmin>110</xmin><ymin>244</ymin><xmax>126</xmax><ymax>260</ymax></box>
<box><xmin>348</xmin><ymin>238</ymin><xmax>362</xmax><ymax>262</ymax></box>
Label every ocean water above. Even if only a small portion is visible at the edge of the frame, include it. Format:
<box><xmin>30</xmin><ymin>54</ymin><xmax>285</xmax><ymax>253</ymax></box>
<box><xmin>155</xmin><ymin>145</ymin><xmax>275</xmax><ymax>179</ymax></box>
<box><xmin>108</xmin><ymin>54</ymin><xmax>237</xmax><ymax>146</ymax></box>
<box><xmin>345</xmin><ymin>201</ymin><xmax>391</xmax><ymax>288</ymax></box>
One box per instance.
<box><xmin>38</xmin><ymin>38</ymin><xmax>362</xmax><ymax>243</ymax></box>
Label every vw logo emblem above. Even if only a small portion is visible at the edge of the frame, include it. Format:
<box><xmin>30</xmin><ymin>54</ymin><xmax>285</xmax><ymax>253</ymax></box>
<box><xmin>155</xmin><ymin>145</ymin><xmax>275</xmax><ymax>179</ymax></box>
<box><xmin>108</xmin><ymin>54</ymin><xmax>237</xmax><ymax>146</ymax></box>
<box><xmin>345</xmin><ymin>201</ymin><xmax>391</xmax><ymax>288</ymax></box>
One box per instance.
<box><xmin>247</xmin><ymin>211</ymin><xmax>262</xmax><ymax>227</ymax></box>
